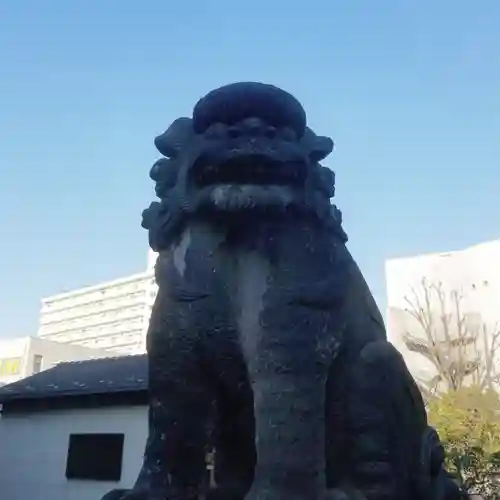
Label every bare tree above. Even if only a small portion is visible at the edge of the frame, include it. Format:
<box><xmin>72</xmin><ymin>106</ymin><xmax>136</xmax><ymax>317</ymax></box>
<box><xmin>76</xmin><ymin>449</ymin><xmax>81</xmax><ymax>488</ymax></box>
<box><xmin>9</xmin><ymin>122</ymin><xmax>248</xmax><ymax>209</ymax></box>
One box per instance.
<box><xmin>402</xmin><ymin>278</ymin><xmax>500</xmax><ymax>397</ymax></box>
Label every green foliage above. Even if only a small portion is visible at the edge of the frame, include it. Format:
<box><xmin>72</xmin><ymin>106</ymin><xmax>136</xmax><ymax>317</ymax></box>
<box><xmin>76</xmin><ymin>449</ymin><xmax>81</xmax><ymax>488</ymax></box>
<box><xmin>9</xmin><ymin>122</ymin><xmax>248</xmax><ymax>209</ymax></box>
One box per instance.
<box><xmin>428</xmin><ymin>386</ymin><xmax>500</xmax><ymax>497</ymax></box>
<box><xmin>402</xmin><ymin>278</ymin><xmax>500</xmax><ymax>496</ymax></box>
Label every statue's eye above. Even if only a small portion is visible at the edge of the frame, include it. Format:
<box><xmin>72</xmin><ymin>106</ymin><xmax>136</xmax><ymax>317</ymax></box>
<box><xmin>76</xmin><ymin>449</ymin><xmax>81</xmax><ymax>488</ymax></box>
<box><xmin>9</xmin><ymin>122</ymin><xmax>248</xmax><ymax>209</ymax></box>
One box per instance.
<box><xmin>264</xmin><ymin>126</ymin><xmax>277</xmax><ymax>138</ymax></box>
<box><xmin>278</xmin><ymin>127</ymin><xmax>297</xmax><ymax>142</ymax></box>
<box><xmin>227</xmin><ymin>126</ymin><xmax>240</xmax><ymax>139</ymax></box>
<box><xmin>204</xmin><ymin>122</ymin><xmax>227</xmax><ymax>140</ymax></box>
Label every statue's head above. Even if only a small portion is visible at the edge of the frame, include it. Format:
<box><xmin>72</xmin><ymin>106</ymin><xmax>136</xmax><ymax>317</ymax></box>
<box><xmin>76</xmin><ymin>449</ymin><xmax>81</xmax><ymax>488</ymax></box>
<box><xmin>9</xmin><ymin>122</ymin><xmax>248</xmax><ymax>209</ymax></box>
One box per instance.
<box><xmin>142</xmin><ymin>82</ymin><xmax>346</xmax><ymax>250</ymax></box>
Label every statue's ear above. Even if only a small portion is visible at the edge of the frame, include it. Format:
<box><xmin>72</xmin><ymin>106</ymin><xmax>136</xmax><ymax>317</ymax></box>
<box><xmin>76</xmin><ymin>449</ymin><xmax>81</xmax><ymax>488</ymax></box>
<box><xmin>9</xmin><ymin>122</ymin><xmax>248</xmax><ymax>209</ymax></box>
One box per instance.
<box><xmin>154</xmin><ymin>117</ymin><xmax>194</xmax><ymax>159</ymax></box>
<box><xmin>149</xmin><ymin>158</ymin><xmax>178</xmax><ymax>187</ymax></box>
<box><xmin>141</xmin><ymin>202</ymin><xmax>161</xmax><ymax>230</ymax></box>
<box><xmin>310</xmin><ymin>136</ymin><xmax>334</xmax><ymax>163</ymax></box>
<box><xmin>301</xmin><ymin>127</ymin><xmax>334</xmax><ymax>162</ymax></box>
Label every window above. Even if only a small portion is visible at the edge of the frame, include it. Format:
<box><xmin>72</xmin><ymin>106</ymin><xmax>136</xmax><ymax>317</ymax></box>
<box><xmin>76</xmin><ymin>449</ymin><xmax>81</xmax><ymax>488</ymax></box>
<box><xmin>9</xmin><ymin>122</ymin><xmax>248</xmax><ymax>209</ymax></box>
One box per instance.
<box><xmin>32</xmin><ymin>355</ymin><xmax>43</xmax><ymax>374</ymax></box>
<box><xmin>0</xmin><ymin>357</ymin><xmax>21</xmax><ymax>376</ymax></box>
<box><xmin>65</xmin><ymin>433</ymin><xmax>124</xmax><ymax>481</ymax></box>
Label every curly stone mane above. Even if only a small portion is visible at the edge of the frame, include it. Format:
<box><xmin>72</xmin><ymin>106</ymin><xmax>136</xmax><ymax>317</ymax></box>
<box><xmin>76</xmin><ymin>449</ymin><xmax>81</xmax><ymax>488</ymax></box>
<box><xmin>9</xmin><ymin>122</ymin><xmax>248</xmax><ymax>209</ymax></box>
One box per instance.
<box><xmin>141</xmin><ymin>82</ymin><xmax>347</xmax><ymax>251</ymax></box>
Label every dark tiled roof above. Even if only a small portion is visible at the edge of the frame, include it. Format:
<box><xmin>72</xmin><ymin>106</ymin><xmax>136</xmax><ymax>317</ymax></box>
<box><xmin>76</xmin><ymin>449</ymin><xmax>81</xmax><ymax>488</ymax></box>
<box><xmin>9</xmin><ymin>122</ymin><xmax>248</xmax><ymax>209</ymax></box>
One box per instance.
<box><xmin>0</xmin><ymin>354</ymin><xmax>148</xmax><ymax>403</ymax></box>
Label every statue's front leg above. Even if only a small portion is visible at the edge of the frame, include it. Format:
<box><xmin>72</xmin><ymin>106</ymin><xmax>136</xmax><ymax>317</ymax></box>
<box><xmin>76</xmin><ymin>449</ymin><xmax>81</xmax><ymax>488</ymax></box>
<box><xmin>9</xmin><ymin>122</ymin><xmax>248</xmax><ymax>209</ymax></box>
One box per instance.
<box><xmin>205</xmin><ymin>333</ymin><xmax>256</xmax><ymax>500</ymax></box>
<box><xmin>239</xmin><ymin>307</ymin><xmax>333</xmax><ymax>500</ymax></box>
<box><xmin>103</xmin><ymin>299</ymin><xmax>212</xmax><ymax>500</ymax></box>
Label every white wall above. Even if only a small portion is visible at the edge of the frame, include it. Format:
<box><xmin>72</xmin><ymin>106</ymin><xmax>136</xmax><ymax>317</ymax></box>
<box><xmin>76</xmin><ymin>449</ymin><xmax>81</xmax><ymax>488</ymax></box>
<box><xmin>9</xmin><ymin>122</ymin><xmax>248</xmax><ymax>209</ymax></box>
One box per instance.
<box><xmin>0</xmin><ymin>337</ymin><xmax>113</xmax><ymax>386</ymax></box>
<box><xmin>0</xmin><ymin>405</ymin><xmax>148</xmax><ymax>500</ymax></box>
<box><xmin>385</xmin><ymin>250</ymin><xmax>461</xmax><ymax>381</ymax></box>
<box><xmin>0</xmin><ymin>337</ymin><xmax>31</xmax><ymax>386</ymax></box>
<box><xmin>26</xmin><ymin>337</ymin><xmax>114</xmax><ymax>373</ymax></box>
<box><xmin>385</xmin><ymin>239</ymin><xmax>500</xmax><ymax>382</ymax></box>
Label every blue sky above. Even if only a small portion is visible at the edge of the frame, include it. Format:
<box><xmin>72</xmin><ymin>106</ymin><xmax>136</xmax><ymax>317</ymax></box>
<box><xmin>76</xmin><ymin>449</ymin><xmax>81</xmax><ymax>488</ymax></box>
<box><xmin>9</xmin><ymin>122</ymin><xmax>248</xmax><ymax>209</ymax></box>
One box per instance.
<box><xmin>1</xmin><ymin>1</ymin><xmax>499</xmax><ymax>338</ymax></box>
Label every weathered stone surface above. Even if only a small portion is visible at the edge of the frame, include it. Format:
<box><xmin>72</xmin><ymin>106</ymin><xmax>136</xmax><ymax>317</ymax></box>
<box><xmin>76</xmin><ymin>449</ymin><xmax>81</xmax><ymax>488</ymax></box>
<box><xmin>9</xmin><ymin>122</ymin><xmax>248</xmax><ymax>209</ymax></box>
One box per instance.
<box><xmin>102</xmin><ymin>82</ymin><xmax>464</xmax><ymax>500</ymax></box>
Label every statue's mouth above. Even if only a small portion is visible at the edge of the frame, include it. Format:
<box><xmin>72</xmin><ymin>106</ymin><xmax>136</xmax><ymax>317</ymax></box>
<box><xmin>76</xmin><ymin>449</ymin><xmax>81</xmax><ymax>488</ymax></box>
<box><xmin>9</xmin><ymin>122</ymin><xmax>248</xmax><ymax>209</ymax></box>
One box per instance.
<box><xmin>193</xmin><ymin>154</ymin><xmax>307</xmax><ymax>188</ymax></box>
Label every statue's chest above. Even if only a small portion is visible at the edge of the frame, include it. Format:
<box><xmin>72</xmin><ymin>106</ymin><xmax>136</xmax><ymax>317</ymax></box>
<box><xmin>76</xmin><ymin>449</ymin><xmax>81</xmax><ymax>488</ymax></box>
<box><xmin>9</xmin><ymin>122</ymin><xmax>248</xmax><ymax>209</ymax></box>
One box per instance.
<box><xmin>232</xmin><ymin>252</ymin><xmax>270</xmax><ymax>353</ymax></box>
<box><xmin>156</xmin><ymin>227</ymin><xmax>343</xmax><ymax>350</ymax></box>
<box><xmin>233</xmin><ymin>250</ymin><xmax>343</xmax><ymax>360</ymax></box>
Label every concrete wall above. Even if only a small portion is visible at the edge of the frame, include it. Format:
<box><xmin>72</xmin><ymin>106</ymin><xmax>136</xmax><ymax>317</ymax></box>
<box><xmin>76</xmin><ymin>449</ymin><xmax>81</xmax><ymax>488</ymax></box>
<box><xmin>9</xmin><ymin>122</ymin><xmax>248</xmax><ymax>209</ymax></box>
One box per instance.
<box><xmin>385</xmin><ymin>239</ymin><xmax>500</xmax><ymax>382</ymax></box>
<box><xmin>0</xmin><ymin>405</ymin><xmax>148</xmax><ymax>500</ymax></box>
<box><xmin>0</xmin><ymin>337</ymin><xmax>31</xmax><ymax>386</ymax></box>
<box><xmin>0</xmin><ymin>337</ymin><xmax>113</xmax><ymax>386</ymax></box>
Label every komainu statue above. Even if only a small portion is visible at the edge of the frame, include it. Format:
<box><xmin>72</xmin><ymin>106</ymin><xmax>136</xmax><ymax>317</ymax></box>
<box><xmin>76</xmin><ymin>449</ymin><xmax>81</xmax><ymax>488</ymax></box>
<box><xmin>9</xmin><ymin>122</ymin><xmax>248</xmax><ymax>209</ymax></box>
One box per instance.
<box><xmin>102</xmin><ymin>83</ymin><xmax>465</xmax><ymax>500</ymax></box>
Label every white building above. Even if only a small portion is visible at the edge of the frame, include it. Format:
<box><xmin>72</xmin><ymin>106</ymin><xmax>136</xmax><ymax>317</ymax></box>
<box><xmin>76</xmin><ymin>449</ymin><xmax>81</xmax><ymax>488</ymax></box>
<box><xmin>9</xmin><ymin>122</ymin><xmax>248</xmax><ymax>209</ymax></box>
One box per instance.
<box><xmin>0</xmin><ymin>354</ymin><xmax>214</xmax><ymax>500</ymax></box>
<box><xmin>38</xmin><ymin>251</ymin><xmax>159</xmax><ymax>355</ymax></box>
<box><xmin>146</xmin><ymin>248</ymin><xmax>158</xmax><ymax>272</ymax></box>
<box><xmin>386</xmin><ymin>239</ymin><xmax>500</xmax><ymax>382</ymax></box>
<box><xmin>38</xmin><ymin>273</ymin><xmax>156</xmax><ymax>355</ymax></box>
<box><xmin>0</xmin><ymin>355</ymin><xmax>149</xmax><ymax>500</ymax></box>
<box><xmin>0</xmin><ymin>336</ymin><xmax>113</xmax><ymax>387</ymax></box>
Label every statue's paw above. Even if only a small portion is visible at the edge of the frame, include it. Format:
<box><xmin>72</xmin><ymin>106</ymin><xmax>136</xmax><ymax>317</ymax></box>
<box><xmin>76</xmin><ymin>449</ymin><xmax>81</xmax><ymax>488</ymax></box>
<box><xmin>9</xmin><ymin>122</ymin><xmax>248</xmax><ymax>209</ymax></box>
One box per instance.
<box><xmin>100</xmin><ymin>489</ymin><xmax>130</xmax><ymax>500</ymax></box>
<box><xmin>100</xmin><ymin>488</ymin><xmax>170</xmax><ymax>500</ymax></box>
<box><xmin>206</xmin><ymin>485</ymin><xmax>246</xmax><ymax>500</ymax></box>
<box><xmin>319</xmin><ymin>488</ymin><xmax>366</xmax><ymax>500</ymax></box>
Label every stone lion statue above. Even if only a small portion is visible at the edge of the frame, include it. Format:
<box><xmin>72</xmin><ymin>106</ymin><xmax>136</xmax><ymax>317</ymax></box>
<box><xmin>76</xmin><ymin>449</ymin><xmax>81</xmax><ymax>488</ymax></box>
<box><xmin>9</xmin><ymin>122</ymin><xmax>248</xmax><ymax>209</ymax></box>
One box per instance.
<box><xmin>102</xmin><ymin>82</ymin><xmax>465</xmax><ymax>500</ymax></box>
